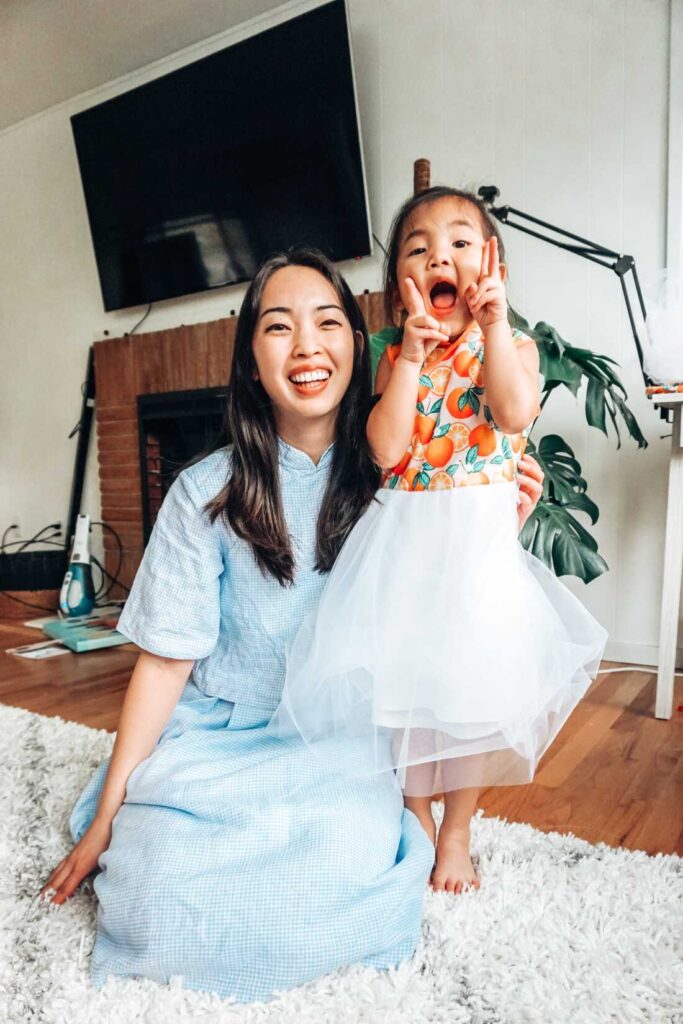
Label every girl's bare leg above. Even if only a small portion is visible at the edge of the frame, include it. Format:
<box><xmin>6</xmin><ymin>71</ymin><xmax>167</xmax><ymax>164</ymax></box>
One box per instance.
<box><xmin>403</xmin><ymin>760</ymin><xmax>437</xmax><ymax>846</ymax></box>
<box><xmin>431</xmin><ymin>785</ymin><xmax>481</xmax><ymax>893</ymax></box>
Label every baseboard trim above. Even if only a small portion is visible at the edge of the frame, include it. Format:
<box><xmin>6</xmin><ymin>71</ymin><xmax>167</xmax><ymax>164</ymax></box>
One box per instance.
<box><xmin>604</xmin><ymin>639</ymin><xmax>683</xmax><ymax>670</ymax></box>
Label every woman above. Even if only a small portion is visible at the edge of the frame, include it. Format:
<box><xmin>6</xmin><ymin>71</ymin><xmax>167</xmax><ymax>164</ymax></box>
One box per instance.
<box><xmin>41</xmin><ymin>249</ymin><xmax>544</xmax><ymax>1002</ymax></box>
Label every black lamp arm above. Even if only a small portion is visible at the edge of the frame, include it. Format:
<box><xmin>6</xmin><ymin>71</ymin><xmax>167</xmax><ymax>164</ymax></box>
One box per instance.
<box><xmin>478</xmin><ymin>186</ymin><xmax>653</xmax><ymax>392</ymax></box>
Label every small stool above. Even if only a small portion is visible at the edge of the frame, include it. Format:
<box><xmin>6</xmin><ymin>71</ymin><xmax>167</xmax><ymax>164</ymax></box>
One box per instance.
<box><xmin>646</xmin><ymin>384</ymin><xmax>683</xmax><ymax>719</ymax></box>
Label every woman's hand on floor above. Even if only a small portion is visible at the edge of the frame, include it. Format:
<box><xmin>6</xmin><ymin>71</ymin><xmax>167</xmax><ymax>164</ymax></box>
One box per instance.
<box><xmin>40</xmin><ymin>817</ymin><xmax>112</xmax><ymax>905</ymax></box>
<box><xmin>516</xmin><ymin>454</ymin><xmax>544</xmax><ymax>532</ymax></box>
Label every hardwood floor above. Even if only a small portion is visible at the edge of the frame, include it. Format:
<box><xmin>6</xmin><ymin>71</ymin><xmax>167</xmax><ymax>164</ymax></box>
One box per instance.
<box><xmin>1</xmin><ymin>618</ymin><xmax>681</xmax><ymax>857</ymax></box>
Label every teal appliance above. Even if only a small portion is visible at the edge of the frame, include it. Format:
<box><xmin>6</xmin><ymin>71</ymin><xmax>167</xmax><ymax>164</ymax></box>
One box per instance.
<box><xmin>59</xmin><ymin>513</ymin><xmax>95</xmax><ymax>617</ymax></box>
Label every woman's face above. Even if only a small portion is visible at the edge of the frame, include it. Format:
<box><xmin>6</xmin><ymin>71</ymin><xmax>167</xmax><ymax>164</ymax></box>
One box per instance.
<box><xmin>252</xmin><ymin>265</ymin><xmax>357</xmax><ymax>432</ymax></box>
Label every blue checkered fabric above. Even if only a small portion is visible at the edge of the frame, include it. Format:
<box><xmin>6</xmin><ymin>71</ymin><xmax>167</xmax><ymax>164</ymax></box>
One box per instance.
<box><xmin>117</xmin><ymin>441</ymin><xmax>341</xmax><ymax>712</ymax></box>
<box><xmin>70</xmin><ymin>442</ymin><xmax>433</xmax><ymax>1002</ymax></box>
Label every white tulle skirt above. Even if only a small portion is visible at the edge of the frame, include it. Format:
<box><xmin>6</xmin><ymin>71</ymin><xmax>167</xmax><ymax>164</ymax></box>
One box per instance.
<box><xmin>268</xmin><ymin>482</ymin><xmax>608</xmax><ymax>797</ymax></box>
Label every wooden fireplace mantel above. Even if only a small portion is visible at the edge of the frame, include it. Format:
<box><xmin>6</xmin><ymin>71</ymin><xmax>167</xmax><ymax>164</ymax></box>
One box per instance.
<box><xmin>95</xmin><ymin>290</ymin><xmax>387</xmax><ymax>596</ymax></box>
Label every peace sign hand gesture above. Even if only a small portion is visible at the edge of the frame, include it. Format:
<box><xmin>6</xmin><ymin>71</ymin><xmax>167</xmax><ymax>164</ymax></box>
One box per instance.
<box><xmin>465</xmin><ymin>237</ymin><xmax>508</xmax><ymax>330</ymax></box>
<box><xmin>399</xmin><ymin>277</ymin><xmax>450</xmax><ymax>366</ymax></box>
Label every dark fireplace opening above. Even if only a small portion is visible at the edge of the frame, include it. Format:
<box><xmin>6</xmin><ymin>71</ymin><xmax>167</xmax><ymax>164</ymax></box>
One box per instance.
<box><xmin>137</xmin><ymin>387</ymin><xmax>230</xmax><ymax>544</ymax></box>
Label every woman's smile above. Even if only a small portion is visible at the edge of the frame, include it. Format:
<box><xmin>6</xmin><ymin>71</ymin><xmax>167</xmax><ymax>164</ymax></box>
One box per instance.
<box><xmin>288</xmin><ymin>363</ymin><xmax>333</xmax><ymax>396</ymax></box>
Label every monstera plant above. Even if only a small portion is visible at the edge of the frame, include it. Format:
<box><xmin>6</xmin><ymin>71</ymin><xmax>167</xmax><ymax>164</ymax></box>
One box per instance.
<box><xmin>369</xmin><ymin>313</ymin><xmax>647</xmax><ymax>584</ymax></box>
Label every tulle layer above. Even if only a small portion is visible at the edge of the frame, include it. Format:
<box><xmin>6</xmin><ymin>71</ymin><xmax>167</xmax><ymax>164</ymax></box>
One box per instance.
<box><xmin>269</xmin><ymin>483</ymin><xmax>608</xmax><ymax>796</ymax></box>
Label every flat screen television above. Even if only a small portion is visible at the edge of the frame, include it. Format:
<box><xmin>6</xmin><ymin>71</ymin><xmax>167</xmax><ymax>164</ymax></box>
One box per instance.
<box><xmin>71</xmin><ymin>0</ymin><xmax>371</xmax><ymax>312</ymax></box>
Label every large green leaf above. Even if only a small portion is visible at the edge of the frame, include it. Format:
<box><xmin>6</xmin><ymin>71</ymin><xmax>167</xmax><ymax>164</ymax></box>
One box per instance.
<box><xmin>510</xmin><ymin>309</ymin><xmax>647</xmax><ymax>449</ymax></box>
<box><xmin>565</xmin><ymin>344</ymin><xmax>648</xmax><ymax>449</ymax></box>
<box><xmin>526</xmin><ymin>435</ymin><xmax>599</xmax><ymax>524</ymax></box>
<box><xmin>522</xmin><ymin>433</ymin><xmax>606</xmax><ymax>580</ymax></box>
<box><xmin>519</xmin><ymin>499</ymin><xmax>608</xmax><ymax>582</ymax></box>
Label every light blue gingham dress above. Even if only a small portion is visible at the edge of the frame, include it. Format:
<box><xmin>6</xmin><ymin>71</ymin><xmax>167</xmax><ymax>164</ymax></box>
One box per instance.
<box><xmin>70</xmin><ymin>441</ymin><xmax>433</xmax><ymax>1003</ymax></box>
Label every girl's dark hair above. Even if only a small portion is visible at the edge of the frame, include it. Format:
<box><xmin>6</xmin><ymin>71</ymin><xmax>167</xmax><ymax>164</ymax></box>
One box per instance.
<box><xmin>206</xmin><ymin>247</ymin><xmax>380</xmax><ymax>587</ymax></box>
<box><xmin>383</xmin><ymin>186</ymin><xmax>506</xmax><ymax>323</ymax></box>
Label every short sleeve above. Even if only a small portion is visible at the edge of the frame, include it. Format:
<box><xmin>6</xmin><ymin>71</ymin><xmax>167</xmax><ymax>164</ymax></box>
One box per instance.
<box><xmin>117</xmin><ymin>470</ymin><xmax>224</xmax><ymax>660</ymax></box>
<box><xmin>385</xmin><ymin>342</ymin><xmax>402</xmax><ymax>366</ymax></box>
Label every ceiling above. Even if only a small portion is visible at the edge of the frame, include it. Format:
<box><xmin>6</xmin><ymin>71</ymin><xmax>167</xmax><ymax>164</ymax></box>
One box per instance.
<box><xmin>1</xmin><ymin>0</ymin><xmax>287</xmax><ymax>132</ymax></box>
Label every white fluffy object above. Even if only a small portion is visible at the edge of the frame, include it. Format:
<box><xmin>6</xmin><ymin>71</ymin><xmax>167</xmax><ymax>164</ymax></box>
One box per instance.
<box><xmin>1</xmin><ymin>703</ymin><xmax>681</xmax><ymax>1024</ymax></box>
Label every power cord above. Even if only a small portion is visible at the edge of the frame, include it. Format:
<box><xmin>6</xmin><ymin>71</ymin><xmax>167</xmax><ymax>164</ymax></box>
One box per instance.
<box><xmin>0</xmin><ymin>519</ymin><xmax>130</xmax><ymax>612</ymax></box>
<box><xmin>372</xmin><ymin>232</ymin><xmax>387</xmax><ymax>258</ymax></box>
<box><xmin>0</xmin><ymin>524</ymin><xmax>62</xmax><ymax>555</ymax></box>
<box><xmin>126</xmin><ymin>303</ymin><xmax>152</xmax><ymax>336</ymax></box>
<box><xmin>597</xmin><ymin>665</ymin><xmax>683</xmax><ymax>678</ymax></box>
<box><xmin>90</xmin><ymin>521</ymin><xmax>128</xmax><ymax>599</ymax></box>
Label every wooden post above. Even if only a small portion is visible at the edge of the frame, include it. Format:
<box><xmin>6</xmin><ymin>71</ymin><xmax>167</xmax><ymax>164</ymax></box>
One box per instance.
<box><xmin>413</xmin><ymin>158</ymin><xmax>431</xmax><ymax>195</ymax></box>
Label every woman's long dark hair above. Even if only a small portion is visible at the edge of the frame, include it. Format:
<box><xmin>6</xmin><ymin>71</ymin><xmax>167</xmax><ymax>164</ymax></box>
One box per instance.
<box><xmin>206</xmin><ymin>248</ymin><xmax>380</xmax><ymax>587</ymax></box>
<box><xmin>383</xmin><ymin>186</ymin><xmax>507</xmax><ymax>323</ymax></box>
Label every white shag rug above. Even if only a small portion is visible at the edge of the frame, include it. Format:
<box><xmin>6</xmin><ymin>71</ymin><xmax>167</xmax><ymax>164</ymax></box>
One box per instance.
<box><xmin>1</xmin><ymin>704</ymin><xmax>681</xmax><ymax>1024</ymax></box>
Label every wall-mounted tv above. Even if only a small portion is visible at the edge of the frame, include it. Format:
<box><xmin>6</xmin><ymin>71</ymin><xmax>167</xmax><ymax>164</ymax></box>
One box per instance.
<box><xmin>71</xmin><ymin>0</ymin><xmax>371</xmax><ymax>312</ymax></box>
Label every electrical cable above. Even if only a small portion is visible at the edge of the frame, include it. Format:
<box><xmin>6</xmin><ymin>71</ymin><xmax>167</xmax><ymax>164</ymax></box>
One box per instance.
<box><xmin>1</xmin><ymin>537</ymin><xmax>63</xmax><ymax>550</ymax></box>
<box><xmin>91</xmin><ymin>554</ymin><xmax>130</xmax><ymax>598</ymax></box>
<box><xmin>126</xmin><ymin>303</ymin><xmax>153</xmax><ymax>336</ymax></box>
<box><xmin>0</xmin><ymin>518</ymin><xmax>129</xmax><ymax>614</ymax></box>
<box><xmin>596</xmin><ymin>665</ymin><xmax>683</xmax><ymax>678</ymax></box>
<box><xmin>11</xmin><ymin>523</ymin><xmax>62</xmax><ymax>555</ymax></box>
<box><xmin>89</xmin><ymin>556</ymin><xmax>106</xmax><ymax>601</ymax></box>
<box><xmin>1</xmin><ymin>525</ymin><xmax>19</xmax><ymax>551</ymax></box>
<box><xmin>68</xmin><ymin>380</ymin><xmax>89</xmax><ymax>439</ymax></box>
<box><xmin>90</xmin><ymin>521</ymin><xmax>127</xmax><ymax>598</ymax></box>
<box><xmin>0</xmin><ymin>532</ymin><xmax>62</xmax><ymax>552</ymax></box>
<box><xmin>372</xmin><ymin>232</ymin><xmax>387</xmax><ymax>258</ymax></box>
<box><xmin>0</xmin><ymin>591</ymin><xmax>58</xmax><ymax>613</ymax></box>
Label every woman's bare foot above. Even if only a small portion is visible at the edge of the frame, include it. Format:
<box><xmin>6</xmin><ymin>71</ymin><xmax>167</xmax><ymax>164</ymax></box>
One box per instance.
<box><xmin>431</xmin><ymin>824</ymin><xmax>480</xmax><ymax>894</ymax></box>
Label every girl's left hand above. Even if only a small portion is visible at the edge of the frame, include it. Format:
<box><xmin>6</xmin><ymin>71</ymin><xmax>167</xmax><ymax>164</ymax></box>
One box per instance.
<box><xmin>516</xmin><ymin>454</ymin><xmax>544</xmax><ymax>532</ymax></box>
<box><xmin>465</xmin><ymin>237</ymin><xmax>508</xmax><ymax>329</ymax></box>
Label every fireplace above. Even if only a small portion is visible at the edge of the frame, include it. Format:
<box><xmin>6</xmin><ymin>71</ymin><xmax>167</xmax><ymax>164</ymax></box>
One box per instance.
<box><xmin>137</xmin><ymin>387</ymin><xmax>229</xmax><ymax>543</ymax></box>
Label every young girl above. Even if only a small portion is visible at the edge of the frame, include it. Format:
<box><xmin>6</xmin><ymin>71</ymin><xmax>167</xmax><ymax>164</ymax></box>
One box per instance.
<box><xmin>270</xmin><ymin>188</ymin><xmax>608</xmax><ymax>894</ymax></box>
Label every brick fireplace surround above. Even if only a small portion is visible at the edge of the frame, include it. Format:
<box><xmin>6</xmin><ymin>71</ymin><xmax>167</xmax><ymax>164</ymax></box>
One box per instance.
<box><xmin>96</xmin><ymin>290</ymin><xmax>386</xmax><ymax>597</ymax></box>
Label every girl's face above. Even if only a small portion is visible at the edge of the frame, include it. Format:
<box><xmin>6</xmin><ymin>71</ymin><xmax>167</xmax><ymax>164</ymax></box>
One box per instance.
<box><xmin>252</xmin><ymin>265</ymin><xmax>357</xmax><ymax>434</ymax></box>
<box><xmin>394</xmin><ymin>197</ymin><xmax>506</xmax><ymax>336</ymax></box>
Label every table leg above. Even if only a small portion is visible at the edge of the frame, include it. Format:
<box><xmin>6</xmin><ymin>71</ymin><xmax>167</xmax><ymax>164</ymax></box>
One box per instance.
<box><xmin>656</xmin><ymin>405</ymin><xmax>683</xmax><ymax>719</ymax></box>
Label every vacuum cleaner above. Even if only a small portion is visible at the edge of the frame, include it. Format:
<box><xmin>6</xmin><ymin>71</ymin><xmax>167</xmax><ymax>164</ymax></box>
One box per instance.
<box><xmin>59</xmin><ymin>513</ymin><xmax>95</xmax><ymax>617</ymax></box>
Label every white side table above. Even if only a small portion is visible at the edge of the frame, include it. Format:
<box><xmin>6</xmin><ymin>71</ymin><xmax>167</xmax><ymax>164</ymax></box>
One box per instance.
<box><xmin>652</xmin><ymin>392</ymin><xmax>683</xmax><ymax>719</ymax></box>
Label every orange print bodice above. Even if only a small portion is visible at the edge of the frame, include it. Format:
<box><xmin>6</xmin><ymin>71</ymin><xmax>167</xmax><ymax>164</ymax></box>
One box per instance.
<box><xmin>381</xmin><ymin>322</ymin><xmax>535</xmax><ymax>492</ymax></box>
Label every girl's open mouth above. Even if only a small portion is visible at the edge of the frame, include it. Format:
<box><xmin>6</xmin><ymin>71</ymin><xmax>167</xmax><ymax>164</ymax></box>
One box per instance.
<box><xmin>429</xmin><ymin>281</ymin><xmax>457</xmax><ymax>312</ymax></box>
<box><xmin>288</xmin><ymin>369</ymin><xmax>331</xmax><ymax>395</ymax></box>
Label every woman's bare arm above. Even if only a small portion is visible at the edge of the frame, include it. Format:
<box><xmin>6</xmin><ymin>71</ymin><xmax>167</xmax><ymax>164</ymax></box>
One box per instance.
<box><xmin>40</xmin><ymin>650</ymin><xmax>193</xmax><ymax>904</ymax></box>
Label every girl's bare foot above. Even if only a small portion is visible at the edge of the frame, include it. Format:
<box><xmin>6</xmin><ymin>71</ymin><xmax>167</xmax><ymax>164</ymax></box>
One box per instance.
<box><xmin>431</xmin><ymin>824</ymin><xmax>480</xmax><ymax>894</ymax></box>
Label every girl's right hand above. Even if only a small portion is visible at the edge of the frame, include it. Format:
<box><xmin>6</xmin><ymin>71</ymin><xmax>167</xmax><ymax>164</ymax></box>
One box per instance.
<box><xmin>40</xmin><ymin>817</ymin><xmax>112</xmax><ymax>905</ymax></box>
<box><xmin>399</xmin><ymin>278</ymin><xmax>450</xmax><ymax>366</ymax></box>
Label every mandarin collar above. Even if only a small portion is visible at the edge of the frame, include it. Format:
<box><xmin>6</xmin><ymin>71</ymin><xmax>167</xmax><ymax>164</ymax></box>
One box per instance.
<box><xmin>277</xmin><ymin>436</ymin><xmax>335</xmax><ymax>474</ymax></box>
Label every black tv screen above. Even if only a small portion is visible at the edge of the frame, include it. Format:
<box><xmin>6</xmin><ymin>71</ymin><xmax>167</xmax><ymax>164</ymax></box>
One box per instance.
<box><xmin>71</xmin><ymin>0</ymin><xmax>371</xmax><ymax>312</ymax></box>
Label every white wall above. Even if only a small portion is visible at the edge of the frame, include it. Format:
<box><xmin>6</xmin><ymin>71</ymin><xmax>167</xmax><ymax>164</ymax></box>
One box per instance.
<box><xmin>0</xmin><ymin>0</ymin><xmax>677</xmax><ymax>665</ymax></box>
